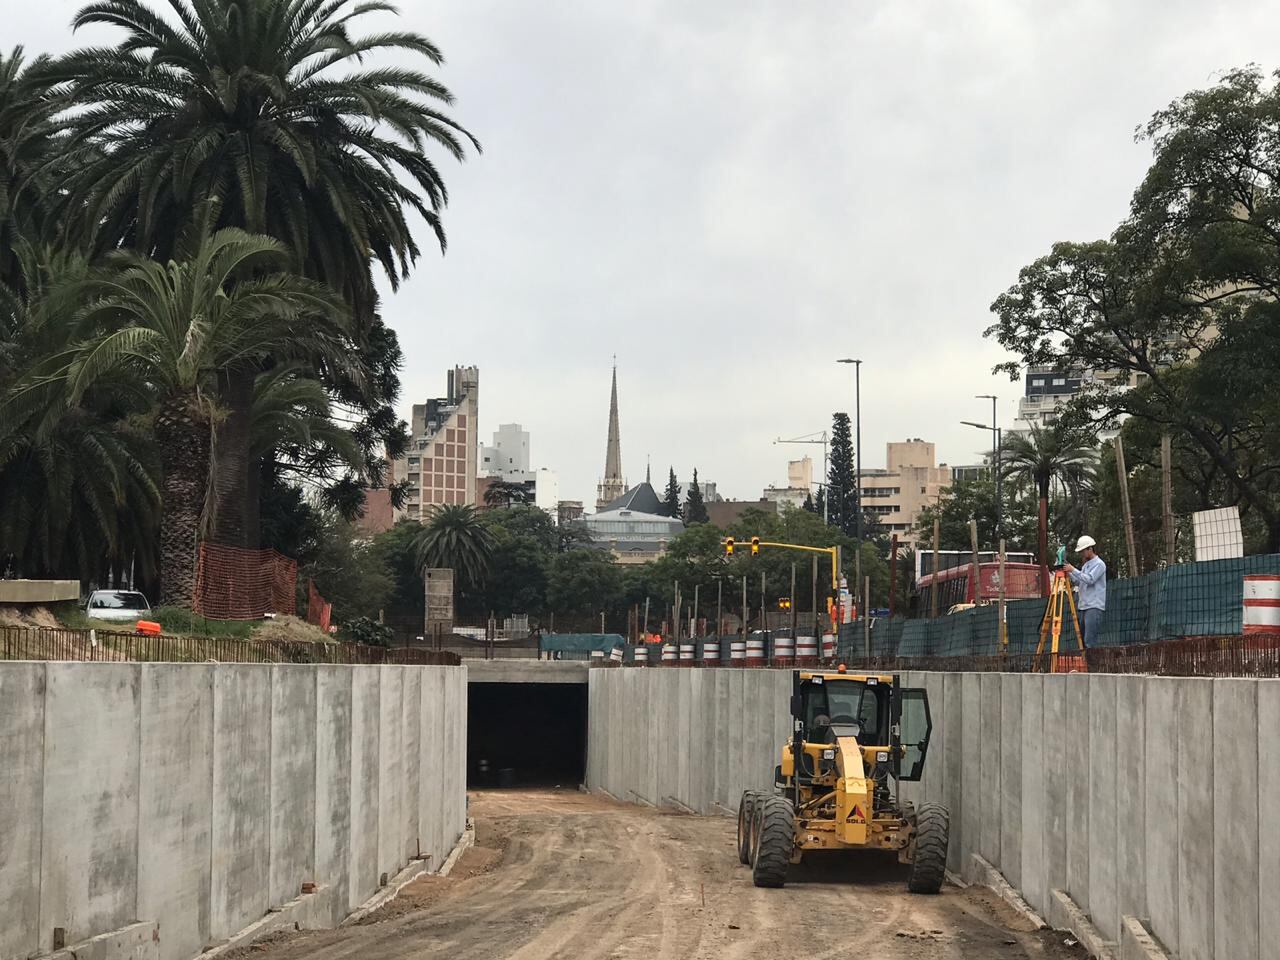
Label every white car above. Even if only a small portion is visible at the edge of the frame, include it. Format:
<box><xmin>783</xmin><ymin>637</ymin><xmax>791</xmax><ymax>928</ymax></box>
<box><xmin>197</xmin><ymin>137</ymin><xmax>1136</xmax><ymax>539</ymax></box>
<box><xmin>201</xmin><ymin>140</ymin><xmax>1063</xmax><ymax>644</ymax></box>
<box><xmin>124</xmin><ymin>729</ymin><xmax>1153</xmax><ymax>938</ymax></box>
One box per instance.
<box><xmin>84</xmin><ymin>590</ymin><xmax>152</xmax><ymax>622</ymax></box>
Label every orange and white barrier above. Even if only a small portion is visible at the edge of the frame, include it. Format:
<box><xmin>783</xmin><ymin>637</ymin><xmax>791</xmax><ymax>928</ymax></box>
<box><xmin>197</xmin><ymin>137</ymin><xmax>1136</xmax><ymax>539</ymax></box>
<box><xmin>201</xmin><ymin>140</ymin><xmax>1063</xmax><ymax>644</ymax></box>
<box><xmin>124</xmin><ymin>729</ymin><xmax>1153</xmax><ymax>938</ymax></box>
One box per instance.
<box><xmin>701</xmin><ymin>639</ymin><xmax>721</xmax><ymax>665</ymax></box>
<box><xmin>796</xmin><ymin>636</ymin><xmax>818</xmax><ymax>665</ymax></box>
<box><xmin>821</xmin><ymin>634</ymin><xmax>836</xmax><ymax>661</ymax></box>
<box><xmin>745</xmin><ymin>634</ymin><xmax>766</xmax><ymax>667</ymax></box>
<box><xmin>1244</xmin><ymin>575</ymin><xmax>1280</xmax><ymax>634</ymax></box>
<box><xmin>729</xmin><ymin>639</ymin><xmax>746</xmax><ymax>665</ymax></box>
<box><xmin>772</xmin><ymin>634</ymin><xmax>795</xmax><ymax>666</ymax></box>
<box><xmin>678</xmin><ymin>642</ymin><xmax>696</xmax><ymax>665</ymax></box>
<box><xmin>633</xmin><ymin>644</ymin><xmax>649</xmax><ymax>665</ymax></box>
<box><xmin>661</xmin><ymin>642</ymin><xmax>678</xmax><ymax>664</ymax></box>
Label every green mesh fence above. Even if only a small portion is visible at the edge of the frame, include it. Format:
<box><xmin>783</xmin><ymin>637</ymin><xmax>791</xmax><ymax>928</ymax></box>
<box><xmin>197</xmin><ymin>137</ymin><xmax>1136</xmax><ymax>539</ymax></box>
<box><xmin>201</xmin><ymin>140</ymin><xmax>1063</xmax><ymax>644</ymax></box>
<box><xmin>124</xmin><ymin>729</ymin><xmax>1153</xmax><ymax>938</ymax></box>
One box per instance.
<box><xmin>837</xmin><ymin>553</ymin><xmax>1280</xmax><ymax>660</ymax></box>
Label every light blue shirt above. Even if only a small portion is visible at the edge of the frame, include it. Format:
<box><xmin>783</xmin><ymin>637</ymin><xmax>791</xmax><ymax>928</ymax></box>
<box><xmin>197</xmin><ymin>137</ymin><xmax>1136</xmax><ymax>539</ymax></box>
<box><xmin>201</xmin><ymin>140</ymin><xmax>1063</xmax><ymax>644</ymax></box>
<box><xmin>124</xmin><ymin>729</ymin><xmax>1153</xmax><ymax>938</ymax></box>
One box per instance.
<box><xmin>1069</xmin><ymin>555</ymin><xmax>1107</xmax><ymax>611</ymax></box>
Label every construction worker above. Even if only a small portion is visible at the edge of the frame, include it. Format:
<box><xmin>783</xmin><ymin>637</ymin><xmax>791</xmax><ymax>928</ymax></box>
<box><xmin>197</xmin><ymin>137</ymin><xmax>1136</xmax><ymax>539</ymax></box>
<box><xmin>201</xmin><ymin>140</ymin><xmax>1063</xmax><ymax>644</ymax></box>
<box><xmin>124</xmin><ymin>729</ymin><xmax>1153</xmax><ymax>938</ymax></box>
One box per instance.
<box><xmin>1062</xmin><ymin>535</ymin><xmax>1106</xmax><ymax>646</ymax></box>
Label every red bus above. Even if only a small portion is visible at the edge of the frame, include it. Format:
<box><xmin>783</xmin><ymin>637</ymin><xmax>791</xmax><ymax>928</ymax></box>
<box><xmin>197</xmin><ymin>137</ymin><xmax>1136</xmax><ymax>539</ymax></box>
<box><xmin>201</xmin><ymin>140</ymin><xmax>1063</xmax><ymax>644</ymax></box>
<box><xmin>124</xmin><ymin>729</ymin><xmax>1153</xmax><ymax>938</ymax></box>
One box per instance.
<box><xmin>915</xmin><ymin>551</ymin><xmax>1043</xmax><ymax>614</ymax></box>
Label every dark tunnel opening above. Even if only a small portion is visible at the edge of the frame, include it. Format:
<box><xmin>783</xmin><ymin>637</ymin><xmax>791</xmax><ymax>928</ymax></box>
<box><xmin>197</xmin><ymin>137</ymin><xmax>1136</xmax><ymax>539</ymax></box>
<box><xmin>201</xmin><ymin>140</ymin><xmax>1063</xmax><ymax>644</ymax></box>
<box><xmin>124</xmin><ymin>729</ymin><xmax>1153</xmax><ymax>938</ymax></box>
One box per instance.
<box><xmin>467</xmin><ymin>682</ymin><xmax>588</xmax><ymax>788</ymax></box>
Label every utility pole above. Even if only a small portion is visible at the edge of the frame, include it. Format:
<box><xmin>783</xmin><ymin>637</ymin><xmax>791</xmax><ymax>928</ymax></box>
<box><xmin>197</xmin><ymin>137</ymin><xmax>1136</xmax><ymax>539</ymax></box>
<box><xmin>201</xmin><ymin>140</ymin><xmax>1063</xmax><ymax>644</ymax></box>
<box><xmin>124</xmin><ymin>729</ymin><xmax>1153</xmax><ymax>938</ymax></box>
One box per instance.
<box><xmin>863</xmin><ymin>576</ymin><xmax>871</xmax><ymax>663</ymax></box>
<box><xmin>693</xmin><ymin>583</ymin><xmax>700</xmax><ymax>637</ymax></box>
<box><xmin>977</xmin><ymin>394</ymin><xmax>1001</xmax><ymax>542</ymax></box>
<box><xmin>716</xmin><ymin>579</ymin><xmax>723</xmax><ymax>637</ymax></box>
<box><xmin>811</xmin><ymin>555</ymin><xmax>819</xmax><ymax>639</ymax></box>
<box><xmin>741</xmin><ymin>575</ymin><xmax>747</xmax><ymax>638</ymax></box>
<box><xmin>998</xmin><ymin>539</ymin><xmax>1008</xmax><ymax>654</ymax></box>
<box><xmin>1115</xmin><ymin>436</ymin><xmax>1139</xmax><ymax>577</ymax></box>
<box><xmin>1161</xmin><ymin>433</ymin><xmax>1175</xmax><ymax>566</ymax></box>
<box><xmin>888</xmin><ymin>534</ymin><xmax>899</xmax><ymax>618</ymax></box>
<box><xmin>774</xmin><ymin>431</ymin><xmax>829</xmax><ymax>523</ymax></box>
<box><xmin>969</xmin><ymin>518</ymin><xmax>983</xmax><ymax>604</ymax></box>
<box><xmin>760</xmin><ymin>570</ymin><xmax>766</xmax><ymax>632</ymax></box>
<box><xmin>642</xmin><ymin>596</ymin><xmax>650</xmax><ymax>637</ymax></box>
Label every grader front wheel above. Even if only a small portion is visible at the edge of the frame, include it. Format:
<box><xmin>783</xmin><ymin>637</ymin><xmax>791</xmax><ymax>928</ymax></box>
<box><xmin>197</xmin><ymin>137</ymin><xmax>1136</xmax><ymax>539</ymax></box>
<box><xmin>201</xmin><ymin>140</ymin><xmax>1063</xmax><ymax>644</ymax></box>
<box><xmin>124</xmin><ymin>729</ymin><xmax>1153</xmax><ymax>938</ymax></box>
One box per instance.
<box><xmin>751</xmin><ymin>796</ymin><xmax>794</xmax><ymax>888</ymax></box>
<box><xmin>906</xmin><ymin>802</ymin><xmax>950</xmax><ymax>894</ymax></box>
<box><xmin>736</xmin><ymin>791</ymin><xmax>760</xmax><ymax>865</ymax></box>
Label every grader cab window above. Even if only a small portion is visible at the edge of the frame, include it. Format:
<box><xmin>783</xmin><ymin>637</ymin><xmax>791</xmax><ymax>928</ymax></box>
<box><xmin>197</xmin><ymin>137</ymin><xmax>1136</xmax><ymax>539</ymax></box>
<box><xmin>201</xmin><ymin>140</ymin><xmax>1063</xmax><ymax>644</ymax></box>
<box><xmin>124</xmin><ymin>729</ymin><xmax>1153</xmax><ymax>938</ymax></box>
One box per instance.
<box><xmin>802</xmin><ymin>679</ymin><xmax>889</xmax><ymax>744</ymax></box>
<box><xmin>896</xmin><ymin>688</ymin><xmax>933</xmax><ymax>782</ymax></box>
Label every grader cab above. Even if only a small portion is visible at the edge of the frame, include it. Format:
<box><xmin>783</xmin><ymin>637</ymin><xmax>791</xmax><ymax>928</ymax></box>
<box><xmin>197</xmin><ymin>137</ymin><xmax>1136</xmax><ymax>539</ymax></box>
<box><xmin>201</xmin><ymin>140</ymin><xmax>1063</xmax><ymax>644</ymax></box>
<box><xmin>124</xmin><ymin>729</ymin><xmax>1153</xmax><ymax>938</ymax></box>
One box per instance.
<box><xmin>735</xmin><ymin>669</ymin><xmax>949</xmax><ymax>892</ymax></box>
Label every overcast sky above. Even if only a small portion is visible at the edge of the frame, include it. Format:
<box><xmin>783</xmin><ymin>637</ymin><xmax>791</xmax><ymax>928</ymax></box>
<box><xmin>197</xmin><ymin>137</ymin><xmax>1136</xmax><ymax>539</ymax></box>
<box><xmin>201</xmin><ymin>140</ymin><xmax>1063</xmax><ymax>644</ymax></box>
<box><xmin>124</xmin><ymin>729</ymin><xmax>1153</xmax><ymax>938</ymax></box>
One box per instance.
<box><xmin>17</xmin><ymin>1</ymin><xmax>1280</xmax><ymax>505</ymax></box>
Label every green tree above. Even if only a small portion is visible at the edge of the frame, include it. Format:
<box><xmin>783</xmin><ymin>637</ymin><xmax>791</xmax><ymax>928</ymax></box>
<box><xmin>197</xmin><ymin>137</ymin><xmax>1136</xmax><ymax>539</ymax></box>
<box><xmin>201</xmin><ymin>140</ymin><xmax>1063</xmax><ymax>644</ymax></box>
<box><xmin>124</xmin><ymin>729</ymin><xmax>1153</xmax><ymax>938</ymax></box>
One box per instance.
<box><xmin>46</xmin><ymin>0</ymin><xmax>479</xmax><ymax>545</ymax></box>
<box><xmin>547</xmin><ymin>549</ymin><xmax>622</xmax><ymax>627</ymax></box>
<box><xmin>414</xmin><ymin>504</ymin><xmax>495</xmax><ymax>596</ymax></box>
<box><xmin>300</xmin><ymin>510</ymin><xmax>392</xmax><ymax>623</ymax></box>
<box><xmin>367</xmin><ymin>519</ymin><xmax>426</xmax><ymax>629</ymax></box>
<box><xmin>483</xmin><ymin>479</ymin><xmax>534</xmax><ymax>509</ymax></box>
<box><xmin>471</xmin><ymin>506</ymin><xmax>558</xmax><ymax>619</ymax></box>
<box><xmin>684</xmin><ymin>468</ymin><xmax>709</xmax><ymax>524</ymax></box>
<box><xmin>661</xmin><ymin>467</ymin><xmax>682</xmax><ymax>518</ymax></box>
<box><xmin>6</xmin><ymin>229</ymin><xmax>351</xmax><ymax>604</ymax></box>
<box><xmin>915</xmin><ymin>477</ymin><xmax>1039</xmax><ymax>554</ymax></box>
<box><xmin>827</xmin><ymin>412</ymin><xmax>856</xmax><ymax>536</ymax></box>
<box><xmin>997</xmin><ymin>424</ymin><xmax>1095</xmax><ymax>570</ymax></box>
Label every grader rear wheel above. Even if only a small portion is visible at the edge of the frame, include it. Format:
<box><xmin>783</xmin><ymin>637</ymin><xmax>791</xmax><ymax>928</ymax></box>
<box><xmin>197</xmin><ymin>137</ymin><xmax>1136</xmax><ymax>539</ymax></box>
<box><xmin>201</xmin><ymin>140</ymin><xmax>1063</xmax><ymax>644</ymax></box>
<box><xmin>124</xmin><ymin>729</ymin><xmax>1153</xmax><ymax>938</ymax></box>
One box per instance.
<box><xmin>736</xmin><ymin>791</ymin><xmax>760</xmax><ymax>865</ymax></box>
<box><xmin>751</xmin><ymin>796</ymin><xmax>794</xmax><ymax>888</ymax></box>
<box><xmin>906</xmin><ymin>802</ymin><xmax>950</xmax><ymax>894</ymax></box>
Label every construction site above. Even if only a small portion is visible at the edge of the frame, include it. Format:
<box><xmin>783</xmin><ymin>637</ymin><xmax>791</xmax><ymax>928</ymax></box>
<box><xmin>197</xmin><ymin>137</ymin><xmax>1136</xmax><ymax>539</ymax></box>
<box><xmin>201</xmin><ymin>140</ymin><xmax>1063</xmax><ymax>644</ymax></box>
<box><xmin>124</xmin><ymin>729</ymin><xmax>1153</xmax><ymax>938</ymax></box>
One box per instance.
<box><xmin>2</xmin><ymin>538</ymin><xmax>1277</xmax><ymax>960</ymax></box>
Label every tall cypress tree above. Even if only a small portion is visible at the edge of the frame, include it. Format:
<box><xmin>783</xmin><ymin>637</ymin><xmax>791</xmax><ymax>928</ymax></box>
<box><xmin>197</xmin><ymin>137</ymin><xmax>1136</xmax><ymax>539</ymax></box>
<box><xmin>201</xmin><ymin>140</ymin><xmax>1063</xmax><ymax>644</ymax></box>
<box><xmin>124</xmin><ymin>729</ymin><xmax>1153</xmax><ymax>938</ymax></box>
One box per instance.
<box><xmin>661</xmin><ymin>467</ymin><xmax>682</xmax><ymax>518</ymax></box>
<box><xmin>684</xmin><ymin>468</ymin><xmax>709</xmax><ymax>524</ymax></box>
<box><xmin>828</xmin><ymin>412</ymin><xmax>856</xmax><ymax>536</ymax></box>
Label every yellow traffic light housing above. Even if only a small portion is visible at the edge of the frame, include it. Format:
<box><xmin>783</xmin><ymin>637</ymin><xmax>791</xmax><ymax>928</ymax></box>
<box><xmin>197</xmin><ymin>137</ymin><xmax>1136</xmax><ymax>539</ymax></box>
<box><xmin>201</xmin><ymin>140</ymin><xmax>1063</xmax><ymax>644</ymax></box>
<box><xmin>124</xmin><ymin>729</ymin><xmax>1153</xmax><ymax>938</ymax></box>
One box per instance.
<box><xmin>725</xmin><ymin>537</ymin><xmax>735</xmax><ymax>557</ymax></box>
<box><xmin>751</xmin><ymin>536</ymin><xmax>761</xmax><ymax>556</ymax></box>
<box><xmin>778</xmin><ymin>597</ymin><xmax>792</xmax><ymax>611</ymax></box>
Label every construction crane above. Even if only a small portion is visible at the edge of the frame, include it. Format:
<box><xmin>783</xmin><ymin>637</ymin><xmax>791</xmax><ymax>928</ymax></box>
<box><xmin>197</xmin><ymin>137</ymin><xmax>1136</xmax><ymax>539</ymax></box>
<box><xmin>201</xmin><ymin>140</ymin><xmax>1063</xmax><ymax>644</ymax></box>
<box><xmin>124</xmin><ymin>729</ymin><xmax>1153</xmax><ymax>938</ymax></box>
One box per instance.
<box><xmin>773</xmin><ymin>431</ymin><xmax>829</xmax><ymax>522</ymax></box>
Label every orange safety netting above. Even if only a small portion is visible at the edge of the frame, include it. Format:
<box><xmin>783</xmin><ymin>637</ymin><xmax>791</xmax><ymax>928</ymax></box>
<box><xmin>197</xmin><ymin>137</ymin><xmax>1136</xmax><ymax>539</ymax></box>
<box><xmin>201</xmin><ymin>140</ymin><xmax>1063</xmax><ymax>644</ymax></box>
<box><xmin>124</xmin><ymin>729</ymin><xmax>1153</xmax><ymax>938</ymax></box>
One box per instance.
<box><xmin>192</xmin><ymin>543</ymin><xmax>298</xmax><ymax>621</ymax></box>
<box><xmin>306</xmin><ymin>579</ymin><xmax>332</xmax><ymax>634</ymax></box>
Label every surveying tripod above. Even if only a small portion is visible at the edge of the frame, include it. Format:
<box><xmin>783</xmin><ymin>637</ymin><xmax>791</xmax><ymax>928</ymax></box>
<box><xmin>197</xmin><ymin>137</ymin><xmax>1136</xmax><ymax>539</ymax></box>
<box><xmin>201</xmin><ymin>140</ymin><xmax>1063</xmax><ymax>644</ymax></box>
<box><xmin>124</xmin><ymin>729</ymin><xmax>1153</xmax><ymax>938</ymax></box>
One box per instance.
<box><xmin>1034</xmin><ymin>561</ymin><xmax>1086</xmax><ymax>674</ymax></box>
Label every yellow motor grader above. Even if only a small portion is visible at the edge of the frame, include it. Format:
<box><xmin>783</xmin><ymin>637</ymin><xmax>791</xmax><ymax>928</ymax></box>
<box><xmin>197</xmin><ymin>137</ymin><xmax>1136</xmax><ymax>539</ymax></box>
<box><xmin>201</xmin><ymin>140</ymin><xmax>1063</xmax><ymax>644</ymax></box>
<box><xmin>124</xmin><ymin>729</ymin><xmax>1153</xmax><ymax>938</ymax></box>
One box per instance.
<box><xmin>735</xmin><ymin>669</ymin><xmax>949</xmax><ymax>891</ymax></box>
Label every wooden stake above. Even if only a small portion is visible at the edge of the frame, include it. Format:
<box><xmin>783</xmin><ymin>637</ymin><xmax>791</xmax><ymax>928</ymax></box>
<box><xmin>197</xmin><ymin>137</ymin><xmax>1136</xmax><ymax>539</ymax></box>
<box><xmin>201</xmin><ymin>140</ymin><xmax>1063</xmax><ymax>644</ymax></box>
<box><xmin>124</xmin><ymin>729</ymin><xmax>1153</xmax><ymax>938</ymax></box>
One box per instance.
<box><xmin>1161</xmin><ymin>432</ymin><xmax>1175</xmax><ymax>566</ymax></box>
<box><xmin>931</xmin><ymin>517</ymin><xmax>941</xmax><ymax>619</ymax></box>
<box><xmin>1115</xmin><ymin>436</ymin><xmax>1139</xmax><ymax>576</ymax></box>
<box><xmin>969</xmin><ymin>518</ymin><xmax>983</xmax><ymax>604</ymax></box>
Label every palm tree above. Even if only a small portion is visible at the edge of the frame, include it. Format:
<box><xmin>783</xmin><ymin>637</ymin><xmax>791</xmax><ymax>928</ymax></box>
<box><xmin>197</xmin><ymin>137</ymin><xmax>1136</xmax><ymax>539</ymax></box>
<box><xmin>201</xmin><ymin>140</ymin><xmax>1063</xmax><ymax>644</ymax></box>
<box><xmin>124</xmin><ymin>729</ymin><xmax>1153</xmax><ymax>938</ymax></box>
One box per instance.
<box><xmin>0</xmin><ymin>47</ymin><xmax>63</xmax><ymax>296</ymax></box>
<box><xmin>415</xmin><ymin>504</ymin><xmax>495</xmax><ymax>590</ymax></box>
<box><xmin>40</xmin><ymin>228</ymin><xmax>353</xmax><ymax>605</ymax></box>
<box><xmin>44</xmin><ymin>0</ymin><xmax>479</xmax><ymax>546</ymax></box>
<box><xmin>1000</xmin><ymin>422</ymin><xmax>1096</xmax><ymax>581</ymax></box>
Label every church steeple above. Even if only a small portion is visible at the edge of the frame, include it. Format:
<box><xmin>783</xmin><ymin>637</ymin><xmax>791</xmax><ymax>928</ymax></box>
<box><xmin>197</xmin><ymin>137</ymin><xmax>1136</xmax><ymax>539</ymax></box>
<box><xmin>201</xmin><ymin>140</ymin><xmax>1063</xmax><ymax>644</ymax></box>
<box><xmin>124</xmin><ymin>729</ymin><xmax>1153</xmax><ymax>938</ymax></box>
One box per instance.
<box><xmin>596</xmin><ymin>359</ymin><xmax>627</xmax><ymax>511</ymax></box>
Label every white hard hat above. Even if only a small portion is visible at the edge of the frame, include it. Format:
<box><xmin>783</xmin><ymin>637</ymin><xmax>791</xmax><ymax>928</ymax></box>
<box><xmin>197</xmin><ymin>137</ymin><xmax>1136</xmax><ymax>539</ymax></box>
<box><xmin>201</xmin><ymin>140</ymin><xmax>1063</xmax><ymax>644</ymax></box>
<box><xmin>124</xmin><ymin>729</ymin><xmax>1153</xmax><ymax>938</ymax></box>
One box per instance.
<box><xmin>1075</xmin><ymin>535</ymin><xmax>1097</xmax><ymax>552</ymax></box>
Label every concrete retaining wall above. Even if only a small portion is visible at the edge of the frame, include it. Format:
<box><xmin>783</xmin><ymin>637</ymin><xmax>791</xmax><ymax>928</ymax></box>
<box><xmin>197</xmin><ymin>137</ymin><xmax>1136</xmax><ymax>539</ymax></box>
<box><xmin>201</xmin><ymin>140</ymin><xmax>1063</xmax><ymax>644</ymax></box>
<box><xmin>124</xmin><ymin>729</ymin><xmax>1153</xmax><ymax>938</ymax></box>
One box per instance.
<box><xmin>1</xmin><ymin>662</ymin><xmax>467</xmax><ymax>960</ymax></box>
<box><xmin>587</xmin><ymin>668</ymin><xmax>1276</xmax><ymax>960</ymax></box>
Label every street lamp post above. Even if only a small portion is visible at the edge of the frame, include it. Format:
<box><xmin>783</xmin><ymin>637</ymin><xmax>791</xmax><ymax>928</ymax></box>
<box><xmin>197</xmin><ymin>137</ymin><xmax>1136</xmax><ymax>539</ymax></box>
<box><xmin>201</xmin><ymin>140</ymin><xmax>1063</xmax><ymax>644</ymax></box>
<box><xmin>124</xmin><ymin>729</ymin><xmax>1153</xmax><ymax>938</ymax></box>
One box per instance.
<box><xmin>836</xmin><ymin>359</ymin><xmax>862</xmax><ymax>543</ymax></box>
<box><xmin>961</xmin><ymin>420</ymin><xmax>1002</xmax><ymax>548</ymax></box>
<box><xmin>975</xmin><ymin>395</ymin><xmax>1001</xmax><ymax>541</ymax></box>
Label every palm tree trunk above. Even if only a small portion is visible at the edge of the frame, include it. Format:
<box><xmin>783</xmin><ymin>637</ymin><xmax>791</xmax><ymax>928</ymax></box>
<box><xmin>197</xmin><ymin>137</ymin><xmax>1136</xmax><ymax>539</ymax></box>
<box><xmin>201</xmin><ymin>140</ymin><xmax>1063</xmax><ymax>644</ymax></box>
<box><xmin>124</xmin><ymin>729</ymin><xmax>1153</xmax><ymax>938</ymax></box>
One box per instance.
<box><xmin>1038</xmin><ymin>493</ymin><xmax>1049</xmax><ymax>598</ymax></box>
<box><xmin>155</xmin><ymin>394</ymin><xmax>211</xmax><ymax>608</ymax></box>
<box><xmin>209</xmin><ymin>368</ymin><xmax>255</xmax><ymax>547</ymax></box>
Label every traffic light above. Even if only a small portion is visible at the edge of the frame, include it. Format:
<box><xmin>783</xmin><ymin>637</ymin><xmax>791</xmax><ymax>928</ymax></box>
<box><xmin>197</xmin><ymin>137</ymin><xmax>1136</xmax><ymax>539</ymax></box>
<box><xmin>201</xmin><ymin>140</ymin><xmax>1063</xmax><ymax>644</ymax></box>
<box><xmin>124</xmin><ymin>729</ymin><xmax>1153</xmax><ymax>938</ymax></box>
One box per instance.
<box><xmin>777</xmin><ymin>597</ymin><xmax>792</xmax><ymax>611</ymax></box>
<box><xmin>724</xmin><ymin>537</ymin><xmax>735</xmax><ymax>557</ymax></box>
<box><xmin>751</xmin><ymin>536</ymin><xmax>761</xmax><ymax>556</ymax></box>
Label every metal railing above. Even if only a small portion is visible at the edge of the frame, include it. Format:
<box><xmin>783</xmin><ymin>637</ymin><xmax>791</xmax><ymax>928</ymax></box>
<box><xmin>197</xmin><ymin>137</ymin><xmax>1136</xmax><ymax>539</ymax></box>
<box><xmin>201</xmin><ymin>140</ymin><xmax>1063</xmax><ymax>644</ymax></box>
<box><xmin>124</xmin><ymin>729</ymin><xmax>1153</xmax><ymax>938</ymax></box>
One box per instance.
<box><xmin>0</xmin><ymin>625</ymin><xmax>461</xmax><ymax>666</ymax></box>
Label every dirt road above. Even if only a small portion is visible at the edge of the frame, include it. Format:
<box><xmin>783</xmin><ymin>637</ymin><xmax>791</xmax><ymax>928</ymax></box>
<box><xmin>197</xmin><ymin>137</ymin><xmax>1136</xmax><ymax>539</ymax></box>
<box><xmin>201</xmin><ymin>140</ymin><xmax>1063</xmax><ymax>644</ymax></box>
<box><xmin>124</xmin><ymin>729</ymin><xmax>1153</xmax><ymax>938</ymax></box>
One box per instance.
<box><xmin>243</xmin><ymin>789</ymin><xmax>1083</xmax><ymax>960</ymax></box>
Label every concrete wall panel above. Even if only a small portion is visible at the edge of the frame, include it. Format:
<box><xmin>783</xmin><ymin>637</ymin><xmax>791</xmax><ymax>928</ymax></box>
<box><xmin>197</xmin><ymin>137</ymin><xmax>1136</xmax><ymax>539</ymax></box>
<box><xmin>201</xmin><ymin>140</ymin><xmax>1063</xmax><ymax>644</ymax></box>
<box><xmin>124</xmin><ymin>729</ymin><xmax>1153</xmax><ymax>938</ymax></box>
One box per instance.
<box><xmin>269</xmin><ymin>665</ymin><xmax>317</xmax><ymax>909</ymax></box>
<box><xmin>978</xmin><ymin>673</ymin><xmax>1002</xmax><ymax>865</ymax></box>
<box><xmin>0</xmin><ymin>662</ymin><xmax>44</xmax><ymax>960</ymax></box>
<box><xmin>377</xmin><ymin>666</ymin><xmax>404</xmax><ymax>878</ymax></box>
<box><xmin>1258</xmin><ymin>680</ymin><xmax>1280</xmax><ymax>958</ymax></box>
<box><xmin>942</xmin><ymin>672</ymin><xmax>965</xmax><ymax>873</ymax></box>
<box><xmin>40</xmin><ymin>663</ymin><xmax>141</xmax><ymax>950</ymax></box>
<box><xmin>348</xmin><ymin>667</ymin><xmax>381</xmax><ymax>910</ymax></box>
<box><xmin>960</xmin><ymin>673</ymin><xmax>981</xmax><ymax>867</ymax></box>
<box><xmin>1086</xmin><ymin>675</ymin><xmax>1118</xmax><ymax>940</ymax></box>
<box><xmin>402</xmin><ymin>669</ymin><xmax>422</xmax><ymax>860</ymax></box>
<box><xmin>138</xmin><ymin>664</ymin><xmax>213</xmax><ymax>960</ymax></box>
<box><xmin>1064</xmin><ymin>677</ymin><xmax>1091</xmax><ymax>905</ymax></box>
<box><xmin>210</xmin><ymin>665</ymin><xmax>271</xmax><ymax>940</ymax></box>
<box><xmin>1177</xmin><ymin>679</ymin><xmax>1214</xmax><ymax>960</ymax></box>
<box><xmin>1144</xmin><ymin>678</ymin><xmax>1180</xmax><ymax>956</ymax></box>
<box><xmin>1041</xmin><ymin>675</ymin><xmax>1069</xmax><ymax>897</ymax></box>
<box><xmin>315</xmin><ymin>666</ymin><xmax>353</xmax><ymax>926</ymax></box>
<box><xmin>1019</xmin><ymin>675</ymin><xmax>1047</xmax><ymax>915</ymax></box>
<box><xmin>998</xmin><ymin>673</ymin><xmax>1021</xmax><ymax>889</ymax></box>
<box><xmin>1114</xmin><ymin>675</ymin><xmax>1147</xmax><ymax>930</ymax></box>
<box><xmin>418</xmin><ymin>668</ymin><xmax>444</xmax><ymax>869</ymax></box>
<box><xmin>1212</xmin><ymin>679</ymin><xmax>1258</xmax><ymax>960</ymax></box>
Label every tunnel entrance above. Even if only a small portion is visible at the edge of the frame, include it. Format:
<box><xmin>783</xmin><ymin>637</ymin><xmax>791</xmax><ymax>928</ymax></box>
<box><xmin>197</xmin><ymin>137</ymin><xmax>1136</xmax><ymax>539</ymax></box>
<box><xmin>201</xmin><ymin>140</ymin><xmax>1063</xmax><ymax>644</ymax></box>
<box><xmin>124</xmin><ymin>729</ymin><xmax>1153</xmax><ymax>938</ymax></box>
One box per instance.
<box><xmin>467</xmin><ymin>682</ymin><xmax>588</xmax><ymax>788</ymax></box>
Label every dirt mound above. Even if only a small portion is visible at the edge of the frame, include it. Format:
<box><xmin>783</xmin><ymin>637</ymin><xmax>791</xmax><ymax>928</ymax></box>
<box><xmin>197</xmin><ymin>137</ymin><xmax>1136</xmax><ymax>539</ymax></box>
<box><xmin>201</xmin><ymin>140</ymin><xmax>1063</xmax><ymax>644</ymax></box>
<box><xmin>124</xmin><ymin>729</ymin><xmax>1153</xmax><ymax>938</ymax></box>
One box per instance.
<box><xmin>0</xmin><ymin>604</ymin><xmax>63</xmax><ymax>629</ymax></box>
<box><xmin>251</xmin><ymin>615</ymin><xmax>332</xmax><ymax>645</ymax></box>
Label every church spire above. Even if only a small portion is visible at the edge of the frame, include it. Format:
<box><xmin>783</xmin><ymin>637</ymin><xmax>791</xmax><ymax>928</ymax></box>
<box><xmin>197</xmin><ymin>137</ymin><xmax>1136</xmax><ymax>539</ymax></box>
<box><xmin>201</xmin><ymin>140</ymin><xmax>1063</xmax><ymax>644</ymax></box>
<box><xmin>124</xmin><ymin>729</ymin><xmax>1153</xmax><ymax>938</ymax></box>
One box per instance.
<box><xmin>596</xmin><ymin>358</ymin><xmax>627</xmax><ymax>511</ymax></box>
